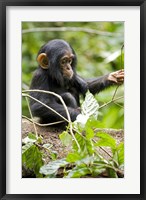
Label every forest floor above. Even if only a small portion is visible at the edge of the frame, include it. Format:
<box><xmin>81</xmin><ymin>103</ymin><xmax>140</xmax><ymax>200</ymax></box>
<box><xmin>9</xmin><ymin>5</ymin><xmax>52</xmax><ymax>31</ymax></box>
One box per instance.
<box><xmin>22</xmin><ymin>118</ymin><xmax>124</xmax><ymax>177</ymax></box>
<box><xmin>22</xmin><ymin>119</ymin><xmax>71</xmax><ymax>163</ymax></box>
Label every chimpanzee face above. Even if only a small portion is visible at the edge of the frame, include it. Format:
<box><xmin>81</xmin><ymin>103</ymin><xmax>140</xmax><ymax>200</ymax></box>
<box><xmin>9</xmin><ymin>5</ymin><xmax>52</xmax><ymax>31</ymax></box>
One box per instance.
<box><xmin>37</xmin><ymin>39</ymin><xmax>76</xmax><ymax>80</ymax></box>
<box><xmin>59</xmin><ymin>52</ymin><xmax>75</xmax><ymax>79</ymax></box>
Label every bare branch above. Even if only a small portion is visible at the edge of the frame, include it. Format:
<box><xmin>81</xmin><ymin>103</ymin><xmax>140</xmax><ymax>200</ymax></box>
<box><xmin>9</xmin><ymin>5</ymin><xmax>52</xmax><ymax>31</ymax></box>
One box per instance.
<box><xmin>22</xmin><ymin>93</ymin><xmax>68</xmax><ymax>123</ymax></box>
<box><xmin>22</xmin><ymin>115</ymin><xmax>64</xmax><ymax>126</ymax></box>
<box><xmin>112</xmin><ymin>86</ymin><xmax>119</xmax><ymax>101</ymax></box>
<box><xmin>22</xmin><ymin>27</ymin><xmax>123</xmax><ymax>37</ymax></box>
<box><xmin>22</xmin><ymin>89</ymin><xmax>81</xmax><ymax>150</ymax></box>
<box><xmin>25</xmin><ymin>96</ymin><xmax>38</xmax><ymax>138</ymax></box>
<box><xmin>99</xmin><ymin>96</ymin><xmax>124</xmax><ymax>109</ymax></box>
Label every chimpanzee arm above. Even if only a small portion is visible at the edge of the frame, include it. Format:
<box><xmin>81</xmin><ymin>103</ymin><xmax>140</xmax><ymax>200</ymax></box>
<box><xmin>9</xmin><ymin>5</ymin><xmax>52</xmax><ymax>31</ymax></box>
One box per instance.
<box><xmin>86</xmin><ymin>74</ymin><xmax>111</xmax><ymax>95</ymax></box>
<box><xmin>73</xmin><ymin>74</ymin><xmax>88</xmax><ymax>95</ymax></box>
<box><xmin>30</xmin><ymin>100</ymin><xmax>80</xmax><ymax>123</ymax></box>
<box><xmin>86</xmin><ymin>69</ymin><xmax>124</xmax><ymax>95</ymax></box>
<box><xmin>73</xmin><ymin>70</ymin><xmax>124</xmax><ymax>96</ymax></box>
<box><xmin>73</xmin><ymin>73</ymin><xmax>113</xmax><ymax>95</ymax></box>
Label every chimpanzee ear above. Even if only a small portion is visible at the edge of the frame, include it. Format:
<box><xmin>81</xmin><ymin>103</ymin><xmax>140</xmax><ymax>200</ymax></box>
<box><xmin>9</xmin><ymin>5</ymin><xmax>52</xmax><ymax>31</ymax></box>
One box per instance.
<box><xmin>37</xmin><ymin>53</ymin><xmax>49</xmax><ymax>69</ymax></box>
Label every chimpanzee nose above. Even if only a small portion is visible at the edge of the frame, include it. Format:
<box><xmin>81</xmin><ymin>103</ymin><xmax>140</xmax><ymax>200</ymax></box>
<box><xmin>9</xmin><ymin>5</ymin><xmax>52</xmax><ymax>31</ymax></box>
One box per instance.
<box><xmin>66</xmin><ymin>64</ymin><xmax>71</xmax><ymax>70</ymax></box>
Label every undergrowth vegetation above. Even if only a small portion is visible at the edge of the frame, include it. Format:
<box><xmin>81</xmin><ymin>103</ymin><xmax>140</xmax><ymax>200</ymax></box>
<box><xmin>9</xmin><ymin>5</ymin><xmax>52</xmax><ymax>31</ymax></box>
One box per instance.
<box><xmin>22</xmin><ymin>22</ymin><xmax>124</xmax><ymax>178</ymax></box>
<box><xmin>22</xmin><ymin>91</ymin><xmax>124</xmax><ymax>178</ymax></box>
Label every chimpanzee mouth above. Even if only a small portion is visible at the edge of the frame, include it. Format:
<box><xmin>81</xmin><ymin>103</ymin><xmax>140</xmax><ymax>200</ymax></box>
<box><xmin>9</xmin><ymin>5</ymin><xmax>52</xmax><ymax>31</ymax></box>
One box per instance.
<box><xmin>63</xmin><ymin>73</ymin><xmax>73</xmax><ymax>80</ymax></box>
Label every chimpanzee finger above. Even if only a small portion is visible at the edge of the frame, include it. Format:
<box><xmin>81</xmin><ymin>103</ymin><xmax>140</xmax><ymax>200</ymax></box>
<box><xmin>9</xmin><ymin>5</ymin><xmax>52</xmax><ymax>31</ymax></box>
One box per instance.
<box><xmin>116</xmin><ymin>75</ymin><xmax>124</xmax><ymax>79</ymax></box>
<box><xmin>117</xmin><ymin>79</ymin><xmax>124</xmax><ymax>84</ymax></box>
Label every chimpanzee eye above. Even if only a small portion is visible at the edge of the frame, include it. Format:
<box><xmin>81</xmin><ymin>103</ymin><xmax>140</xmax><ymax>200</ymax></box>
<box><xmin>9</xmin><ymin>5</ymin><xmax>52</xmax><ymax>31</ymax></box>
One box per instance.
<box><xmin>69</xmin><ymin>59</ymin><xmax>72</xmax><ymax>64</ymax></box>
<box><xmin>61</xmin><ymin>59</ymin><xmax>66</xmax><ymax>65</ymax></box>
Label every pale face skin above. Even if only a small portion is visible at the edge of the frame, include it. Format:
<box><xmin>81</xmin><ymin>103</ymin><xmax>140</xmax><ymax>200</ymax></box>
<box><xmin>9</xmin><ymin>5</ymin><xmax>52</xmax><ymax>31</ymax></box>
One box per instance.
<box><xmin>60</xmin><ymin>53</ymin><xmax>74</xmax><ymax>79</ymax></box>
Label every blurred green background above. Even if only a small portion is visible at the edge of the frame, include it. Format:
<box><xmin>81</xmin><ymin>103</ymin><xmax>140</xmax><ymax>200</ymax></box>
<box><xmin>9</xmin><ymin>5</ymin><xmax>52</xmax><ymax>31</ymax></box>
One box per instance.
<box><xmin>22</xmin><ymin>22</ymin><xmax>124</xmax><ymax>129</ymax></box>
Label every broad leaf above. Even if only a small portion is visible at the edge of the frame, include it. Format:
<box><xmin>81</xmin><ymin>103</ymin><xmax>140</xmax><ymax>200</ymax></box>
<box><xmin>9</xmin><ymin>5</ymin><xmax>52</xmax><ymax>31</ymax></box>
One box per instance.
<box><xmin>90</xmin><ymin>166</ymin><xmax>106</xmax><ymax>177</ymax></box>
<box><xmin>66</xmin><ymin>152</ymin><xmax>81</xmax><ymax>163</ymax></box>
<box><xmin>59</xmin><ymin>131</ymin><xmax>72</xmax><ymax>146</ymax></box>
<box><xmin>96</xmin><ymin>132</ymin><xmax>116</xmax><ymax>150</ymax></box>
<box><xmin>28</xmin><ymin>132</ymin><xmax>37</xmax><ymax>140</ymax></box>
<box><xmin>22</xmin><ymin>137</ymin><xmax>37</xmax><ymax>144</ymax></box>
<box><xmin>107</xmin><ymin>168</ymin><xmax>118</xmax><ymax>178</ymax></box>
<box><xmin>22</xmin><ymin>144</ymin><xmax>44</xmax><ymax>177</ymax></box>
<box><xmin>85</xmin><ymin>126</ymin><xmax>94</xmax><ymax>139</ymax></box>
<box><xmin>116</xmin><ymin>142</ymin><xmax>124</xmax><ymax>165</ymax></box>
<box><xmin>74</xmin><ymin>91</ymin><xmax>99</xmax><ymax>126</ymax></box>
<box><xmin>40</xmin><ymin>159</ymin><xmax>68</xmax><ymax>176</ymax></box>
<box><xmin>22</xmin><ymin>142</ymin><xmax>34</xmax><ymax>154</ymax></box>
<box><xmin>66</xmin><ymin>166</ymin><xmax>90</xmax><ymax>178</ymax></box>
<box><xmin>81</xmin><ymin>91</ymin><xmax>99</xmax><ymax>118</ymax></box>
<box><xmin>50</xmin><ymin>151</ymin><xmax>57</xmax><ymax>160</ymax></box>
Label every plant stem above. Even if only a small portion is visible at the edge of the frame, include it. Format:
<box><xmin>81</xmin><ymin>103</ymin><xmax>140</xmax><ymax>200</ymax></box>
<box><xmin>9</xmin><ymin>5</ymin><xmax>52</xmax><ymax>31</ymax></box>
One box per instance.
<box><xmin>112</xmin><ymin>85</ymin><xmax>119</xmax><ymax>101</ymax></box>
<box><xmin>22</xmin><ymin>93</ymin><xmax>68</xmax><ymax>122</ymax></box>
<box><xmin>25</xmin><ymin>96</ymin><xmax>38</xmax><ymax>138</ymax></box>
<box><xmin>22</xmin><ymin>115</ymin><xmax>64</xmax><ymax>126</ymax></box>
<box><xmin>99</xmin><ymin>96</ymin><xmax>123</xmax><ymax>109</ymax></box>
<box><xmin>22</xmin><ymin>89</ymin><xmax>80</xmax><ymax>151</ymax></box>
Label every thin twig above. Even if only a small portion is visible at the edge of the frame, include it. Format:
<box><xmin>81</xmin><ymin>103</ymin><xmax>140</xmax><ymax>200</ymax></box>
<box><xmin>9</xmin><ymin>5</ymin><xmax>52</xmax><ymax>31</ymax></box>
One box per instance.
<box><xmin>113</xmin><ymin>102</ymin><xmax>124</xmax><ymax>108</ymax></box>
<box><xmin>112</xmin><ymin>86</ymin><xmax>119</xmax><ymax>101</ymax></box>
<box><xmin>25</xmin><ymin>96</ymin><xmax>38</xmax><ymax>138</ymax></box>
<box><xmin>93</xmin><ymin>138</ymin><xmax>113</xmax><ymax>159</ymax></box>
<box><xmin>22</xmin><ymin>89</ymin><xmax>81</xmax><ymax>151</ymax></box>
<box><xmin>121</xmin><ymin>44</ymin><xmax>124</xmax><ymax>68</ymax></box>
<box><xmin>99</xmin><ymin>96</ymin><xmax>124</xmax><ymax>109</ymax></box>
<box><xmin>22</xmin><ymin>93</ymin><xmax>68</xmax><ymax>123</ymax></box>
<box><xmin>99</xmin><ymin>146</ymin><xmax>113</xmax><ymax>159</ymax></box>
<box><xmin>22</xmin><ymin>115</ymin><xmax>64</xmax><ymax>126</ymax></box>
<box><xmin>22</xmin><ymin>27</ymin><xmax>123</xmax><ymax>37</ymax></box>
<box><xmin>111</xmin><ymin>44</ymin><xmax>124</xmax><ymax>103</ymax></box>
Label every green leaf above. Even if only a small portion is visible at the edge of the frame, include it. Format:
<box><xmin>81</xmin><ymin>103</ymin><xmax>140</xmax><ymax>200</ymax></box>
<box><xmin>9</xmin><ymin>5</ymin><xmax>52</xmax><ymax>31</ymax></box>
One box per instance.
<box><xmin>66</xmin><ymin>166</ymin><xmax>90</xmax><ymax>178</ymax></box>
<box><xmin>108</xmin><ymin>168</ymin><xmax>118</xmax><ymax>178</ymax></box>
<box><xmin>59</xmin><ymin>131</ymin><xmax>72</xmax><ymax>146</ymax></box>
<box><xmin>104</xmin><ymin>50</ymin><xmax>121</xmax><ymax>63</ymax></box>
<box><xmin>73</xmin><ymin>133</ymin><xmax>85</xmax><ymax>152</ymax></box>
<box><xmin>76</xmin><ymin>156</ymin><xmax>94</xmax><ymax>167</ymax></box>
<box><xmin>28</xmin><ymin>132</ymin><xmax>37</xmax><ymax>140</ymax></box>
<box><xmin>22</xmin><ymin>137</ymin><xmax>37</xmax><ymax>144</ymax></box>
<box><xmin>66</xmin><ymin>152</ymin><xmax>81</xmax><ymax>163</ymax></box>
<box><xmin>50</xmin><ymin>151</ymin><xmax>57</xmax><ymax>160</ymax></box>
<box><xmin>96</xmin><ymin>132</ymin><xmax>116</xmax><ymax>150</ymax></box>
<box><xmin>40</xmin><ymin>159</ymin><xmax>68</xmax><ymax>176</ymax></box>
<box><xmin>90</xmin><ymin>166</ymin><xmax>106</xmax><ymax>177</ymax></box>
<box><xmin>85</xmin><ymin>126</ymin><xmax>94</xmax><ymax>139</ymax></box>
<box><xmin>22</xmin><ymin>144</ymin><xmax>44</xmax><ymax>177</ymax></box>
<box><xmin>81</xmin><ymin>91</ymin><xmax>99</xmax><ymax>118</ymax></box>
<box><xmin>86</xmin><ymin>118</ymin><xmax>105</xmax><ymax>129</ymax></box>
<box><xmin>117</xmin><ymin>142</ymin><xmax>124</xmax><ymax>165</ymax></box>
<box><xmin>37</xmin><ymin>136</ymin><xmax>43</xmax><ymax>144</ymax></box>
<box><xmin>22</xmin><ymin>142</ymin><xmax>34</xmax><ymax>154</ymax></box>
<box><xmin>113</xmin><ymin>151</ymin><xmax>118</xmax><ymax>165</ymax></box>
<box><xmin>74</xmin><ymin>92</ymin><xmax>99</xmax><ymax>126</ymax></box>
<box><xmin>86</xmin><ymin>140</ymin><xmax>94</xmax><ymax>155</ymax></box>
<box><xmin>73</xmin><ymin>133</ymin><xmax>95</xmax><ymax>156</ymax></box>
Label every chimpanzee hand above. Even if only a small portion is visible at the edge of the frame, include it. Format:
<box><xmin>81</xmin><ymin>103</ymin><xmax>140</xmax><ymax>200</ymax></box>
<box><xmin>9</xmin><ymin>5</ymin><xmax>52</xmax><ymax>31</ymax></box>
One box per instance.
<box><xmin>108</xmin><ymin>69</ymin><xmax>124</xmax><ymax>85</ymax></box>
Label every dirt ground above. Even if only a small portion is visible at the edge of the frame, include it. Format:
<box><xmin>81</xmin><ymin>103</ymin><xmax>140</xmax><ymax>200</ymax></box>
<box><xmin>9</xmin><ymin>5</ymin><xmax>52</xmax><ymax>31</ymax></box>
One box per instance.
<box><xmin>22</xmin><ymin>119</ymin><xmax>71</xmax><ymax>161</ymax></box>
<box><xmin>22</xmin><ymin>118</ymin><xmax>124</xmax><ymax>177</ymax></box>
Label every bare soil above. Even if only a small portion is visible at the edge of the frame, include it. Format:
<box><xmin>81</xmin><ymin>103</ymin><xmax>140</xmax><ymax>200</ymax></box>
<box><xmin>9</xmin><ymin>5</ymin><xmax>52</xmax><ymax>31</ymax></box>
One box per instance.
<box><xmin>22</xmin><ymin>118</ymin><xmax>124</xmax><ymax>177</ymax></box>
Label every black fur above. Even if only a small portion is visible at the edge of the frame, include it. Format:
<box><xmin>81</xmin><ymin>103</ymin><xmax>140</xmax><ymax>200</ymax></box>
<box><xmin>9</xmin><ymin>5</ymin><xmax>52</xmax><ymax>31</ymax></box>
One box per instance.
<box><xmin>29</xmin><ymin>39</ymin><xmax>114</xmax><ymax>124</ymax></box>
